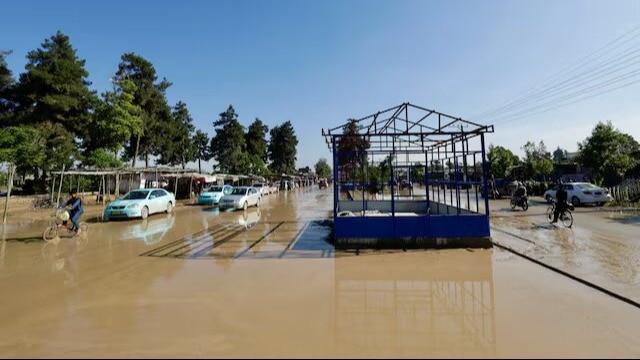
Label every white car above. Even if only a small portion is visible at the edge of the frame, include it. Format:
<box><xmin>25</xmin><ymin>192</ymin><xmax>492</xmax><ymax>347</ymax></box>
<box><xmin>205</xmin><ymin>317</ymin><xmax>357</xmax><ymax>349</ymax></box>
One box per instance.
<box><xmin>219</xmin><ymin>186</ymin><xmax>261</xmax><ymax>211</ymax></box>
<box><xmin>543</xmin><ymin>182</ymin><xmax>613</xmax><ymax>206</ymax></box>
<box><xmin>252</xmin><ymin>183</ymin><xmax>271</xmax><ymax>196</ymax></box>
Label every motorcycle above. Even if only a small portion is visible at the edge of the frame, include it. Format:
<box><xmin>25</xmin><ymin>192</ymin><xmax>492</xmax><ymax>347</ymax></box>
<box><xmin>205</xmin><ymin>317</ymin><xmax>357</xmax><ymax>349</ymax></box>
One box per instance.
<box><xmin>510</xmin><ymin>195</ymin><xmax>529</xmax><ymax>211</ymax></box>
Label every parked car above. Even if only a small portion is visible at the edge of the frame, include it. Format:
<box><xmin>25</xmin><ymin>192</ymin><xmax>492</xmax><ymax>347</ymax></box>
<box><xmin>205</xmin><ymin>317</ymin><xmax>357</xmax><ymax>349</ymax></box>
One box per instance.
<box><xmin>543</xmin><ymin>182</ymin><xmax>613</xmax><ymax>206</ymax></box>
<box><xmin>252</xmin><ymin>183</ymin><xmax>271</xmax><ymax>196</ymax></box>
<box><xmin>104</xmin><ymin>188</ymin><xmax>175</xmax><ymax>220</ymax></box>
<box><xmin>198</xmin><ymin>185</ymin><xmax>233</xmax><ymax>205</ymax></box>
<box><xmin>269</xmin><ymin>183</ymin><xmax>279</xmax><ymax>194</ymax></box>
<box><xmin>219</xmin><ymin>186</ymin><xmax>261</xmax><ymax>211</ymax></box>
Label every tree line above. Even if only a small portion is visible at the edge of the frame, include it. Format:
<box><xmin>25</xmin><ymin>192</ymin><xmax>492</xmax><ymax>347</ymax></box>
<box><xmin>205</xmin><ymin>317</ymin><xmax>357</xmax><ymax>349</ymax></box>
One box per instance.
<box><xmin>0</xmin><ymin>31</ymin><xmax>299</xmax><ymax>189</ymax></box>
<box><xmin>487</xmin><ymin>121</ymin><xmax>639</xmax><ymax>187</ymax></box>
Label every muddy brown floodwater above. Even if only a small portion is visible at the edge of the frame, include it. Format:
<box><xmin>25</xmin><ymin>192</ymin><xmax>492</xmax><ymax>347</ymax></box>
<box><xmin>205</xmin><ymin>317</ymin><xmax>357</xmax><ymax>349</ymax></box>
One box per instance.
<box><xmin>1</xmin><ymin>188</ymin><xmax>639</xmax><ymax>358</ymax></box>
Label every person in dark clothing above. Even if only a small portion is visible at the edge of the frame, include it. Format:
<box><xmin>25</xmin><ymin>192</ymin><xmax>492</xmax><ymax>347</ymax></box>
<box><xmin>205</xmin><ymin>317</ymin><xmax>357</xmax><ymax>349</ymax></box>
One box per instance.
<box><xmin>60</xmin><ymin>190</ymin><xmax>84</xmax><ymax>233</ymax></box>
<box><xmin>552</xmin><ymin>183</ymin><xmax>568</xmax><ymax>223</ymax></box>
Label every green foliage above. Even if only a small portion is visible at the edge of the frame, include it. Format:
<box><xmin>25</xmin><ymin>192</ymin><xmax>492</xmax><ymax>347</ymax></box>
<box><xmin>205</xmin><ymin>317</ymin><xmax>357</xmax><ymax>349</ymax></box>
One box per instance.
<box><xmin>210</xmin><ymin>105</ymin><xmax>250</xmax><ymax>174</ymax></box>
<box><xmin>0</xmin><ymin>50</ymin><xmax>14</xmax><ymax>117</ymax></box>
<box><xmin>576</xmin><ymin>121</ymin><xmax>639</xmax><ymax>186</ymax></box>
<box><xmin>315</xmin><ymin>158</ymin><xmax>331</xmax><ymax>178</ymax></box>
<box><xmin>157</xmin><ymin>101</ymin><xmax>196</xmax><ymax>169</ymax></box>
<box><xmin>193</xmin><ymin>129</ymin><xmax>211</xmax><ymax>173</ymax></box>
<box><xmin>16</xmin><ymin>31</ymin><xmax>95</xmax><ymax>135</ymax></box>
<box><xmin>88</xmin><ymin>78</ymin><xmax>142</xmax><ymax>154</ymax></box>
<box><xmin>84</xmin><ymin>148</ymin><xmax>123</xmax><ymax>169</ymax></box>
<box><xmin>268</xmin><ymin>120</ymin><xmax>298</xmax><ymax>175</ymax></box>
<box><xmin>245</xmin><ymin>118</ymin><xmax>269</xmax><ymax>175</ymax></box>
<box><xmin>552</xmin><ymin>146</ymin><xmax>568</xmax><ymax>163</ymax></box>
<box><xmin>411</xmin><ymin>162</ymin><xmax>424</xmax><ymax>183</ymax></box>
<box><xmin>533</xmin><ymin>158</ymin><xmax>554</xmax><ymax>179</ymax></box>
<box><xmin>336</xmin><ymin>119</ymin><xmax>370</xmax><ymax>169</ymax></box>
<box><xmin>116</xmin><ymin>52</ymin><xmax>172</xmax><ymax>167</ymax></box>
<box><xmin>0</xmin><ymin>126</ymin><xmax>46</xmax><ymax>175</ymax></box>
<box><xmin>487</xmin><ymin>145</ymin><xmax>517</xmax><ymax>178</ymax></box>
<box><xmin>14</xmin><ymin>31</ymin><xmax>95</xmax><ymax>174</ymax></box>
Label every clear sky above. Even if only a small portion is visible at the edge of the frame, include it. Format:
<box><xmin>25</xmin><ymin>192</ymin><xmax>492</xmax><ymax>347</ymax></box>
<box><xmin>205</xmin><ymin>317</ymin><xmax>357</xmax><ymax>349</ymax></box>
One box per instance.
<box><xmin>1</xmin><ymin>0</ymin><xmax>639</xmax><ymax>170</ymax></box>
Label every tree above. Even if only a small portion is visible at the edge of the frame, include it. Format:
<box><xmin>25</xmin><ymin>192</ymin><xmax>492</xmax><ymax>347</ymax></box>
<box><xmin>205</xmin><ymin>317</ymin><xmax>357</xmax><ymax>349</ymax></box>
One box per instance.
<box><xmin>268</xmin><ymin>120</ymin><xmax>298</xmax><ymax>175</ymax></box>
<box><xmin>521</xmin><ymin>140</ymin><xmax>550</xmax><ymax>162</ymax></box>
<box><xmin>411</xmin><ymin>162</ymin><xmax>425</xmax><ymax>184</ymax></box>
<box><xmin>14</xmin><ymin>31</ymin><xmax>96</xmax><ymax>176</ymax></box>
<box><xmin>157</xmin><ymin>101</ymin><xmax>196</xmax><ymax>169</ymax></box>
<box><xmin>552</xmin><ymin>146</ymin><xmax>568</xmax><ymax>163</ymax></box>
<box><xmin>115</xmin><ymin>53</ymin><xmax>172</xmax><ymax>168</ymax></box>
<box><xmin>84</xmin><ymin>148</ymin><xmax>123</xmax><ymax>169</ymax></box>
<box><xmin>87</xmin><ymin>78</ymin><xmax>142</xmax><ymax>156</ymax></box>
<box><xmin>533</xmin><ymin>158</ymin><xmax>554</xmax><ymax>181</ymax></box>
<box><xmin>245</xmin><ymin>118</ymin><xmax>269</xmax><ymax>175</ymax></box>
<box><xmin>193</xmin><ymin>130</ymin><xmax>211</xmax><ymax>173</ymax></box>
<box><xmin>210</xmin><ymin>105</ymin><xmax>250</xmax><ymax>174</ymax></box>
<box><xmin>487</xmin><ymin>145</ymin><xmax>517</xmax><ymax>178</ymax></box>
<box><xmin>0</xmin><ymin>50</ymin><xmax>14</xmax><ymax>118</ymax></box>
<box><xmin>336</xmin><ymin>119</ymin><xmax>370</xmax><ymax>169</ymax></box>
<box><xmin>315</xmin><ymin>158</ymin><xmax>331</xmax><ymax>178</ymax></box>
<box><xmin>0</xmin><ymin>126</ymin><xmax>46</xmax><ymax>176</ymax></box>
<box><xmin>576</xmin><ymin>121</ymin><xmax>639</xmax><ymax>186</ymax></box>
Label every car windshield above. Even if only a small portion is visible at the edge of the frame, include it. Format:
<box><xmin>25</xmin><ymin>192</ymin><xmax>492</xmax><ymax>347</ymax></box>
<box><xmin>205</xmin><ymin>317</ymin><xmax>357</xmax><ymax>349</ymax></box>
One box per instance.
<box><xmin>207</xmin><ymin>186</ymin><xmax>223</xmax><ymax>192</ymax></box>
<box><xmin>231</xmin><ymin>188</ymin><xmax>248</xmax><ymax>195</ymax></box>
<box><xmin>122</xmin><ymin>190</ymin><xmax>149</xmax><ymax>200</ymax></box>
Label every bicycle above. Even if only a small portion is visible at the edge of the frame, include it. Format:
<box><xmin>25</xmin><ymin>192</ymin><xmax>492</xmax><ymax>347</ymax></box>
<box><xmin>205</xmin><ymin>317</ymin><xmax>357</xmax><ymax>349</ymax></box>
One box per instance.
<box><xmin>546</xmin><ymin>201</ymin><xmax>574</xmax><ymax>228</ymax></box>
<box><xmin>42</xmin><ymin>209</ymin><xmax>88</xmax><ymax>242</ymax></box>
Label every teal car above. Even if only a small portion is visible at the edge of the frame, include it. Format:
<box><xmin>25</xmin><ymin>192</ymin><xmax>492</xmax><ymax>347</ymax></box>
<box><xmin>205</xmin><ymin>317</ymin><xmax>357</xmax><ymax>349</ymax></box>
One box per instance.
<box><xmin>104</xmin><ymin>188</ymin><xmax>175</xmax><ymax>220</ymax></box>
<box><xmin>198</xmin><ymin>185</ymin><xmax>233</xmax><ymax>206</ymax></box>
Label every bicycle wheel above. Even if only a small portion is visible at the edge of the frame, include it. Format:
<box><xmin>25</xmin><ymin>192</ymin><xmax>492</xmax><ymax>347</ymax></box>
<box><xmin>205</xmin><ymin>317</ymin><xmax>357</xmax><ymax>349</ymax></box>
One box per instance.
<box><xmin>43</xmin><ymin>226</ymin><xmax>59</xmax><ymax>242</ymax></box>
<box><xmin>546</xmin><ymin>206</ymin><xmax>555</xmax><ymax>222</ymax></box>
<box><xmin>561</xmin><ymin>211</ymin><xmax>573</xmax><ymax>228</ymax></box>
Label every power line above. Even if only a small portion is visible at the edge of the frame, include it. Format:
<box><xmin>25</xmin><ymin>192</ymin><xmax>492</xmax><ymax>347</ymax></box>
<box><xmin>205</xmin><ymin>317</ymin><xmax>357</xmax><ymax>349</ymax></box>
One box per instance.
<box><xmin>469</xmin><ymin>25</ymin><xmax>640</xmax><ymax>123</ymax></box>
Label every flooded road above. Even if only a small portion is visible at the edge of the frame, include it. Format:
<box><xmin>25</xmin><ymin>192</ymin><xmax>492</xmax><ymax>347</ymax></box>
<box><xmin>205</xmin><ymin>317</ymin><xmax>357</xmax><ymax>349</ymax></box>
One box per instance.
<box><xmin>490</xmin><ymin>198</ymin><xmax>640</xmax><ymax>303</ymax></box>
<box><xmin>1</xmin><ymin>189</ymin><xmax>640</xmax><ymax>358</ymax></box>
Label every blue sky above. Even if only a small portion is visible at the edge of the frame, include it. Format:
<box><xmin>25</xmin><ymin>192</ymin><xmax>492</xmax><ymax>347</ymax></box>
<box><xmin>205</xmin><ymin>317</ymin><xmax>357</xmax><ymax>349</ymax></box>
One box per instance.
<box><xmin>2</xmin><ymin>0</ymin><xmax>639</xmax><ymax>170</ymax></box>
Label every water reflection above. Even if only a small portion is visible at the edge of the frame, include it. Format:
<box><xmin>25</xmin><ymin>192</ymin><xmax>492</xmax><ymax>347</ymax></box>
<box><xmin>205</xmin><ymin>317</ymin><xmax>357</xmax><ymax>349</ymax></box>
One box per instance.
<box><xmin>333</xmin><ymin>250</ymin><xmax>496</xmax><ymax>357</ymax></box>
<box><xmin>110</xmin><ymin>213</ymin><xmax>175</xmax><ymax>244</ymax></box>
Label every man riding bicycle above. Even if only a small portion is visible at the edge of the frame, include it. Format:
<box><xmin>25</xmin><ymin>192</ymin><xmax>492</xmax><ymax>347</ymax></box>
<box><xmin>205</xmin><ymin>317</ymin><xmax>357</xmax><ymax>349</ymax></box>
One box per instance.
<box><xmin>59</xmin><ymin>190</ymin><xmax>84</xmax><ymax>234</ymax></box>
<box><xmin>551</xmin><ymin>183</ymin><xmax>568</xmax><ymax>223</ymax></box>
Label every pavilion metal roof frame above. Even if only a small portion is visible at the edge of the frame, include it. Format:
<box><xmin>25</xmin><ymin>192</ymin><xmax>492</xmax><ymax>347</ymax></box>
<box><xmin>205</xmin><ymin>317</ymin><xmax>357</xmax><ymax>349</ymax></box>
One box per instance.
<box><xmin>322</xmin><ymin>102</ymin><xmax>494</xmax><ymax>153</ymax></box>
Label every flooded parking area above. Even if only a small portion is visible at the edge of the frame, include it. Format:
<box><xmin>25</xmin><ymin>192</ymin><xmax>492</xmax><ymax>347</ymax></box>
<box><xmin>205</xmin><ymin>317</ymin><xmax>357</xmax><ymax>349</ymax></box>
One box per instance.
<box><xmin>1</xmin><ymin>189</ymin><xmax>640</xmax><ymax>358</ymax></box>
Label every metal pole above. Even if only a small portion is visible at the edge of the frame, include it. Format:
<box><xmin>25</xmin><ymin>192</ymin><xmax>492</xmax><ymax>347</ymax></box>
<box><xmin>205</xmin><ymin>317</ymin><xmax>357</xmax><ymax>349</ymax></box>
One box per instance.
<box><xmin>480</xmin><ymin>134</ymin><xmax>490</xmax><ymax>216</ymax></box>
<box><xmin>102</xmin><ymin>175</ymin><xmax>106</xmax><ymax>207</ymax></box>
<box><xmin>332</xmin><ymin>138</ymin><xmax>338</xmax><ymax>220</ymax></box>
<box><xmin>2</xmin><ymin>164</ymin><xmax>16</xmax><ymax>225</ymax></box>
<box><xmin>424</xmin><ymin>151</ymin><xmax>429</xmax><ymax>214</ymax></box>
<box><xmin>453</xmin><ymin>136</ymin><xmax>460</xmax><ymax>214</ymax></box>
<box><xmin>56</xmin><ymin>164</ymin><xmax>66</xmax><ymax>208</ymax></box>
<box><xmin>361</xmin><ymin>151</ymin><xmax>365</xmax><ymax>215</ymax></box>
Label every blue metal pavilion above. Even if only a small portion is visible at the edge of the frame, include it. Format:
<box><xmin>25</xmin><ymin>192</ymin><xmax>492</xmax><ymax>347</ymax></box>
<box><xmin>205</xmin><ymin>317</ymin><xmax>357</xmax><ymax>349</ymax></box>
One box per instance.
<box><xmin>322</xmin><ymin>102</ymin><xmax>494</xmax><ymax>246</ymax></box>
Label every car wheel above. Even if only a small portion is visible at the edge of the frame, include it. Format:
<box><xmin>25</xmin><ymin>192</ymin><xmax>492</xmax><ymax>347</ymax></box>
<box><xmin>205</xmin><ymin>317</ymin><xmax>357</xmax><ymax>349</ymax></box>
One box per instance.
<box><xmin>256</xmin><ymin>198</ymin><xmax>260</xmax><ymax>207</ymax></box>
<box><xmin>571</xmin><ymin>196</ymin><xmax>581</xmax><ymax>207</ymax></box>
<box><xmin>243</xmin><ymin>201</ymin><xmax>248</xmax><ymax>211</ymax></box>
<box><xmin>141</xmin><ymin>206</ymin><xmax>149</xmax><ymax>219</ymax></box>
<box><xmin>166</xmin><ymin>202</ymin><xmax>173</xmax><ymax>213</ymax></box>
<box><xmin>545</xmin><ymin>194</ymin><xmax>553</xmax><ymax>203</ymax></box>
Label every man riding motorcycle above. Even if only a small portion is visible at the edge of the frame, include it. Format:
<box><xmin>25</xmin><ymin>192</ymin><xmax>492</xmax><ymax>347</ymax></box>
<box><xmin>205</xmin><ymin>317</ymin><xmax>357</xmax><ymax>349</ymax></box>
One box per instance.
<box><xmin>511</xmin><ymin>181</ymin><xmax>528</xmax><ymax>209</ymax></box>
